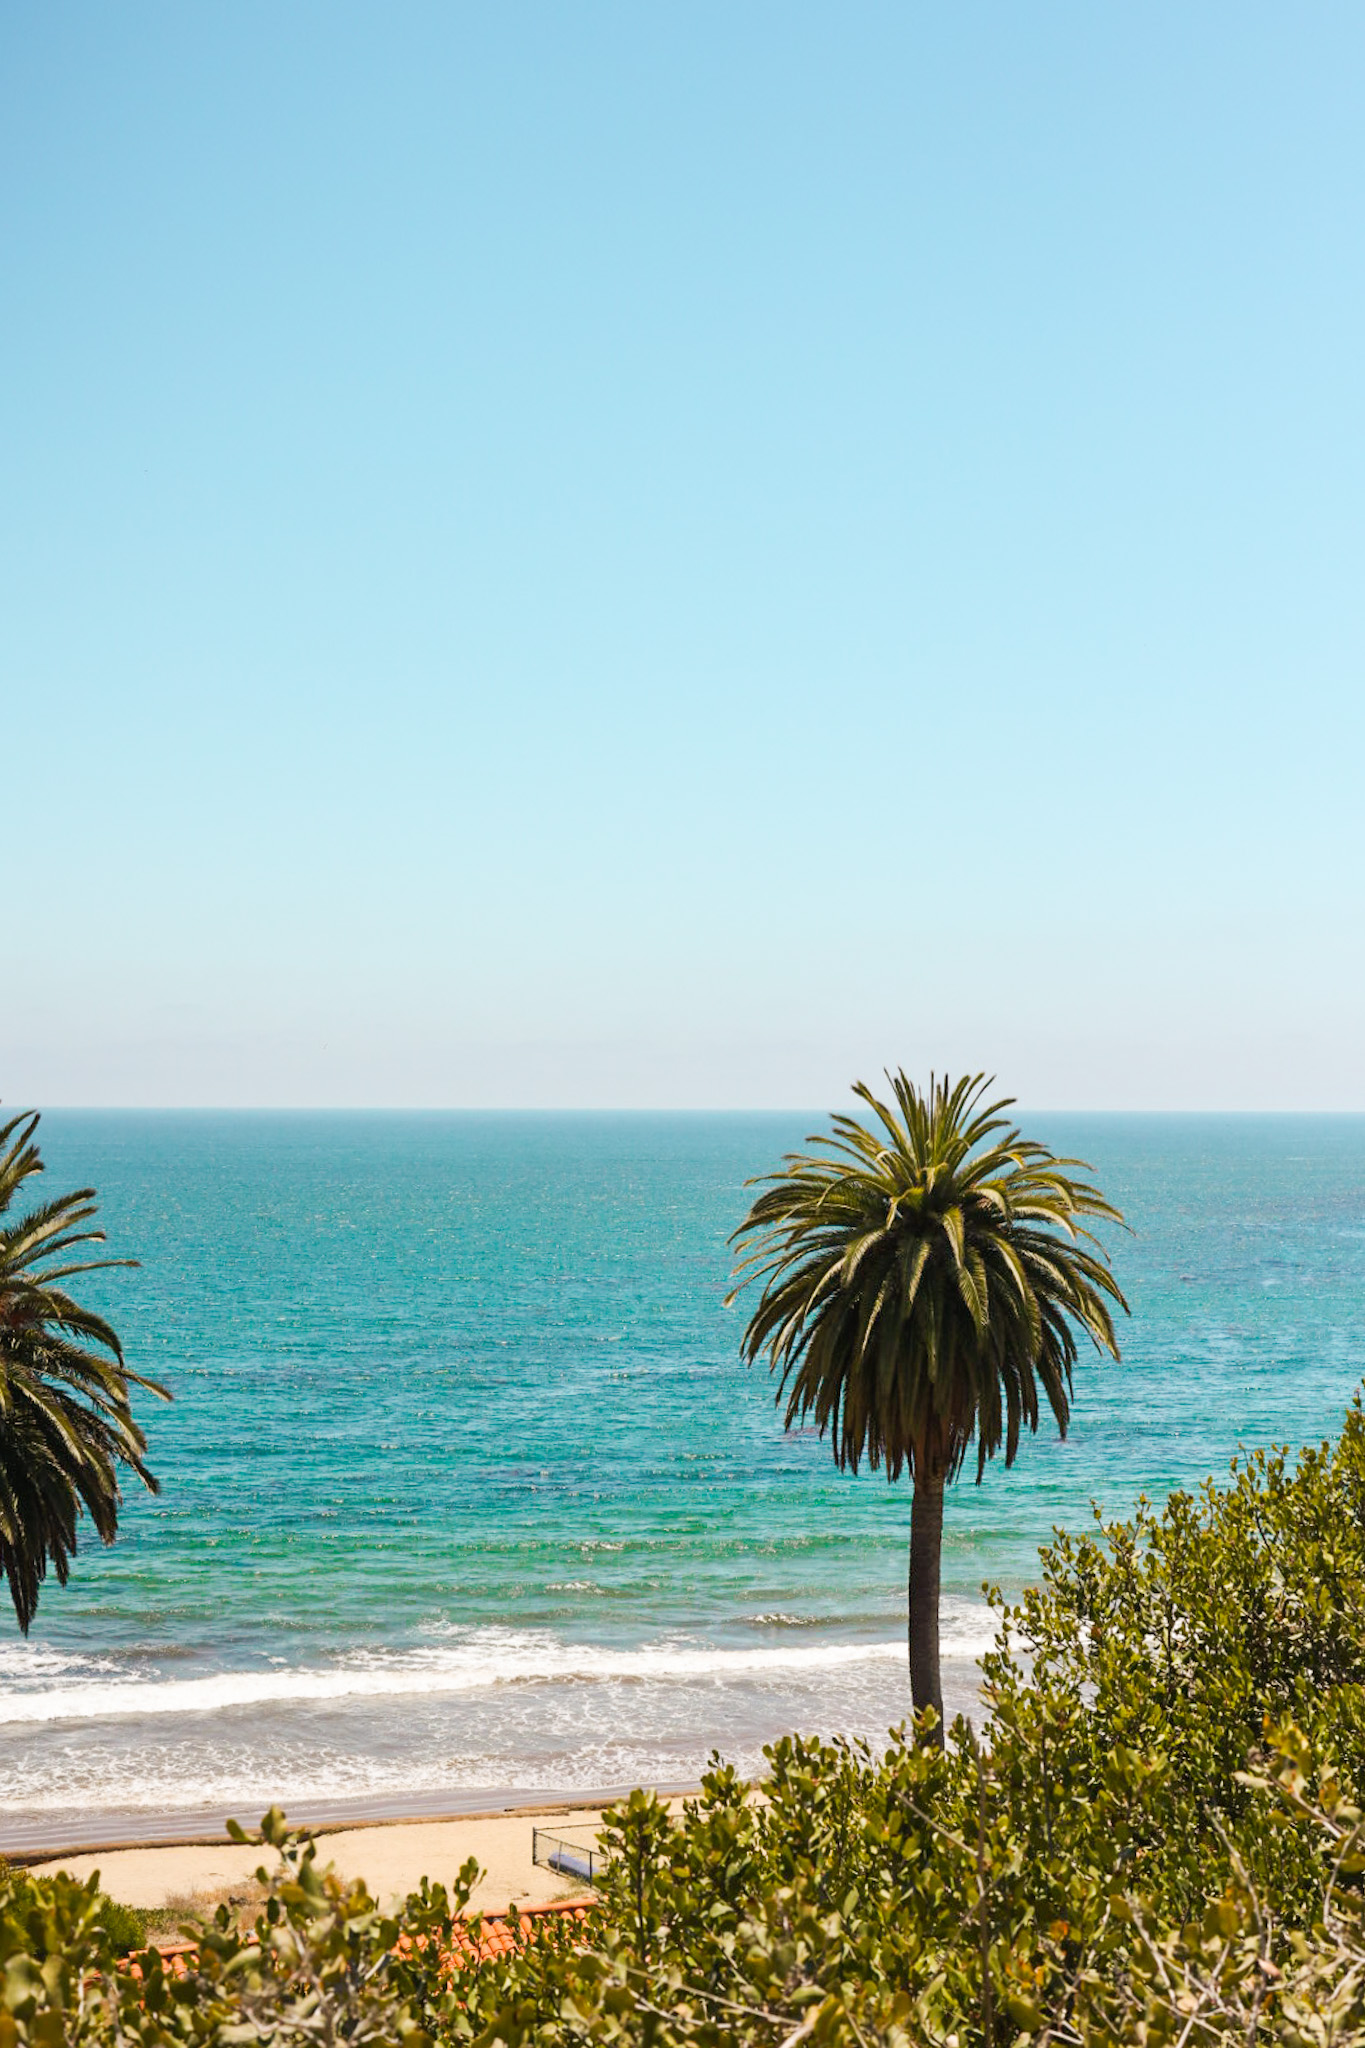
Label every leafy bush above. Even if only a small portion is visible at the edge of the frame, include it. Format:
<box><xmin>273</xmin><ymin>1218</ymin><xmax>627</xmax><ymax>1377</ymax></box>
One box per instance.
<box><xmin>14</xmin><ymin>1398</ymin><xmax>1365</xmax><ymax>2044</ymax></box>
<box><xmin>0</xmin><ymin>1810</ymin><xmax>471</xmax><ymax>2048</ymax></box>
<box><xmin>452</xmin><ymin>1394</ymin><xmax>1365</xmax><ymax>2044</ymax></box>
<box><xmin>0</xmin><ymin>1860</ymin><xmax>151</xmax><ymax>1963</ymax></box>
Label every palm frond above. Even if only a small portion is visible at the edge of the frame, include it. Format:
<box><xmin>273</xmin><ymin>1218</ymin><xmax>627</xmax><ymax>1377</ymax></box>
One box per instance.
<box><xmin>0</xmin><ymin>1108</ymin><xmax>168</xmax><ymax>1632</ymax></box>
<box><xmin>730</xmin><ymin>1070</ymin><xmax>1128</xmax><ymax>1485</ymax></box>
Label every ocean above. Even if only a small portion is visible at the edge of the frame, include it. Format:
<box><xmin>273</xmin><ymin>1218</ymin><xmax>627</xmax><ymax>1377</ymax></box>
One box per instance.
<box><xmin>2</xmin><ymin>1111</ymin><xmax>1363</xmax><ymax>1852</ymax></box>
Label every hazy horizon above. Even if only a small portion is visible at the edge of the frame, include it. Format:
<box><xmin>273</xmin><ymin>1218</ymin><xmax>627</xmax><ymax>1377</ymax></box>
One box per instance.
<box><xmin>23</xmin><ymin>1103</ymin><xmax>1365</xmax><ymax>1120</ymax></box>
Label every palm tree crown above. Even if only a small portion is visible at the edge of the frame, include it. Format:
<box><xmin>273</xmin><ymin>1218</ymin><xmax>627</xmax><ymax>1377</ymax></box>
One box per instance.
<box><xmin>0</xmin><ymin>1110</ymin><xmax>168</xmax><ymax>1632</ymax></box>
<box><xmin>729</xmin><ymin>1072</ymin><xmax>1127</xmax><ymax>1728</ymax></box>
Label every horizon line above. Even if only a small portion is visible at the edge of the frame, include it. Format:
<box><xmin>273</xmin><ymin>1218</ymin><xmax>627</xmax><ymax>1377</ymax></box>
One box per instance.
<box><xmin>20</xmin><ymin>1103</ymin><xmax>1365</xmax><ymax>1118</ymax></box>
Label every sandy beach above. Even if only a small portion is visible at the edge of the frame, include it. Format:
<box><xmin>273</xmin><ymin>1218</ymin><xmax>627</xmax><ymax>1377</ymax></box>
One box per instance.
<box><xmin>26</xmin><ymin>1799</ymin><xmax>669</xmax><ymax>1920</ymax></box>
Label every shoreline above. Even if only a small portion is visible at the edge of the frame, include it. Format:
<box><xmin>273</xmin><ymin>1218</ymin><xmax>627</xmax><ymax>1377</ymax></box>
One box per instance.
<box><xmin>2</xmin><ymin>1781</ymin><xmax>703</xmax><ymax>1866</ymax></box>
<box><xmin>1</xmin><ymin>1660</ymin><xmax>989</xmax><ymax>1865</ymax></box>
<box><xmin>21</xmin><ymin>1795</ymin><xmax>699</xmax><ymax>1920</ymax></box>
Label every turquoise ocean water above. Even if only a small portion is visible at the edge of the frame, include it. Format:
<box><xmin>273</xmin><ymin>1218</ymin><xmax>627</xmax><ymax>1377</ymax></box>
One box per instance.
<box><xmin>2</xmin><ymin>1112</ymin><xmax>1363</xmax><ymax>1850</ymax></box>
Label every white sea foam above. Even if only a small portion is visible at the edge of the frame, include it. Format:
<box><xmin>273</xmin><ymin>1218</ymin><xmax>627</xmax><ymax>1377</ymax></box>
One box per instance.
<box><xmin>0</xmin><ymin>1641</ymin><xmax>123</xmax><ymax>1681</ymax></box>
<box><xmin>0</xmin><ymin>1611</ymin><xmax>997</xmax><ymax>1727</ymax></box>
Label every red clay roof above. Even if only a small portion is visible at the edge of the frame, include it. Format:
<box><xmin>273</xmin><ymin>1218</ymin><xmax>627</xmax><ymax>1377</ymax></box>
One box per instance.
<box><xmin>145</xmin><ymin>1896</ymin><xmax>594</xmax><ymax>1978</ymax></box>
<box><xmin>449</xmin><ymin>1897</ymin><xmax>593</xmax><ymax>1963</ymax></box>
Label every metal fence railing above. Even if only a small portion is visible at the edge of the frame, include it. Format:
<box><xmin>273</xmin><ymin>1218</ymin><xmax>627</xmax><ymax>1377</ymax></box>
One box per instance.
<box><xmin>531</xmin><ymin>1827</ymin><xmax>603</xmax><ymax>1885</ymax></box>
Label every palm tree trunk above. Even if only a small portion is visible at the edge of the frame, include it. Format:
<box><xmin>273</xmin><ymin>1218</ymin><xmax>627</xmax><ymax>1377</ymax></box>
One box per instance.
<box><xmin>909</xmin><ymin>1464</ymin><xmax>945</xmax><ymax>1741</ymax></box>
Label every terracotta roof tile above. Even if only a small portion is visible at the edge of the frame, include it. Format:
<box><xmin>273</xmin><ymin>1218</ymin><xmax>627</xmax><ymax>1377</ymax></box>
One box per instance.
<box><xmin>140</xmin><ymin>1897</ymin><xmax>594</xmax><ymax>1980</ymax></box>
<box><xmin>420</xmin><ymin>1895</ymin><xmax>595</xmax><ymax>1968</ymax></box>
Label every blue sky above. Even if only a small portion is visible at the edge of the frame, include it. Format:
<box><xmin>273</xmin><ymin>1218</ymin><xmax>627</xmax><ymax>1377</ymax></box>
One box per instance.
<box><xmin>3</xmin><ymin>4</ymin><xmax>1362</xmax><ymax>1108</ymax></box>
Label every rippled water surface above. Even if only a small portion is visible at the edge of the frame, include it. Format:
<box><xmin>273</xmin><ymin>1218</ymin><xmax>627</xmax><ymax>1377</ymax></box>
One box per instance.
<box><xmin>3</xmin><ymin>1111</ymin><xmax>1363</xmax><ymax>1845</ymax></box>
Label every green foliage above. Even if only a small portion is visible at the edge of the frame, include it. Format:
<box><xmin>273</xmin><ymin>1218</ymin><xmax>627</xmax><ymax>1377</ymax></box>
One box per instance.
<box><xmin>727</xmin><ymin>1071</ymin><xmax>1127</xmax><ymax>1721</ymax></box>
<box><xmin>0</xmin><ymin>1861</ymin><xmax>148</xmax><ymax>1968</ymax></box>
<box><xmin>727</xmin><ymin>1072</ymin><xmax>1126</xmax><ymax>1484</ymax></box>
<box><xmin>0</xmin><ymin>1109</ymin><xmax>169</xmax><ymax>1632</ymax></box>
<box><xmin>20</xmin><ymin>1400</ymin><xmax>1365</xmax><ymax>2043</ymax></box>
<box><xmin>447</xmin><ymin>1396</ymin><xmax>1365</xmax><ymax>2045</ymax></box>
<box><xmin>0</xmin><ymin>1805</ymin><xmax>472</xmax><ymax>2048</ymax></box>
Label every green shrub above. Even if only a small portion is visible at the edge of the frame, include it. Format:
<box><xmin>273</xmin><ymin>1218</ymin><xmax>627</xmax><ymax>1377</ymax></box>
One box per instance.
<box><xmin>454</xmin><ymin>1393</ymin><xmax>1365</xmax><ymax>2044</ymax></box>
<box><xmin>0</xmin><ymin>1808</ymin><xmax>470</xmax><ymax>2048</ymax></box>
<box><xmin>0</xmin><ymin>1862</ymin><xmax>150</xmax><ymax>1966</ymax></box>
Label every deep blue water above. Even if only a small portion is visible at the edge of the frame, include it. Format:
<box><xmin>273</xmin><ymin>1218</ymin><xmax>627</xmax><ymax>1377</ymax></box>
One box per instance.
<box><xmin>2</xmin><ymin>1111</ymin><xmax>1362</xmax><ymax>1841</ymax></box>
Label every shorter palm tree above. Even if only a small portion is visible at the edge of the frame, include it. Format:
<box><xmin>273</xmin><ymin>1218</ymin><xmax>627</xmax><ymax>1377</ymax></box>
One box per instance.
<box><xmin>729</xmin><ymin>1072</ymin><xmax>1127</xmax><ymax>1735</ymax></box>
<box><xmin>0</xmin><ymin>1110</ymin><xmax>168</xmax><ymax>1632</ymax></box>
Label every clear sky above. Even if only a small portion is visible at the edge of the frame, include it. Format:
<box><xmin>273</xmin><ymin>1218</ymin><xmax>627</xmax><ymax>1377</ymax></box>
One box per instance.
<box><xmin>3</xmin><ymin>4</ymin><xmax>1362</xmax><ymax>1110</ymax></box>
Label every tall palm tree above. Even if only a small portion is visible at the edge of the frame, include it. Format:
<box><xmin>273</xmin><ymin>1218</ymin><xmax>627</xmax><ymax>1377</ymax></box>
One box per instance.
<box><xmin>0</xmin><ymin>1110</ymin><xmax>168</xmax><ymax>1632</ymax></box>
<box><xmin>729</xmin><ymin>1072</ymin><xmax>1126</xmax><ymax>1737</ymax></box>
